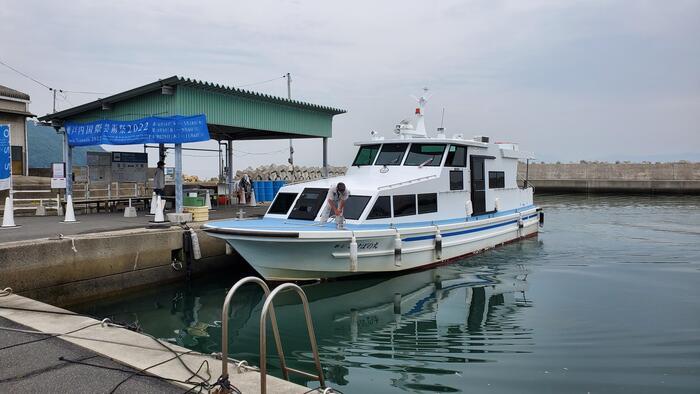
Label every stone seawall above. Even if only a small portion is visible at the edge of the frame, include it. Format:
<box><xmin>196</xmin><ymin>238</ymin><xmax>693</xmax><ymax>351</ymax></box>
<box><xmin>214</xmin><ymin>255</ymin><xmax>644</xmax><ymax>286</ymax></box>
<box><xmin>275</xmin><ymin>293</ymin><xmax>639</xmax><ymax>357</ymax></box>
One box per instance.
<box><xmin>518</xmin><ymin>162</ymin><xmax>700</xmax><ymax>194</ymax></box>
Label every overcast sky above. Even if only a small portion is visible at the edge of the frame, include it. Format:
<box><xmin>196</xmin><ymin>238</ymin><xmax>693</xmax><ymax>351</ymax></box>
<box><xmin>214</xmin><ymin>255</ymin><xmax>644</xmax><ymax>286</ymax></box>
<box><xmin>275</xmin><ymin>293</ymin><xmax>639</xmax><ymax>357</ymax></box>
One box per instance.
<box><xmin>1</xmin><ymin>0</ymin><xmax>698</xmax><ymax>178</ymax></box>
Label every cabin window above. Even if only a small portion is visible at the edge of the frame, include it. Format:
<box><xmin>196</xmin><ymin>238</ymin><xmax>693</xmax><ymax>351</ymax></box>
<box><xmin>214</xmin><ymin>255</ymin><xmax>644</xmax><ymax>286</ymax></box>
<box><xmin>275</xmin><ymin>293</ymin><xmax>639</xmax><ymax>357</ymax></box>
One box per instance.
<box><xmin>367</xmin><ymin>196</ymin><xmax>391</xmax><ymax>219</ymax></box>
<box><xmin>404</xmin><ymin>144</ymin><xmax>446</xmax><ymax>166</ymax></box>
<box><xmin>288</xmin><ymin>188</ymin><xmax>327</xmax><ymax>220</ymax></box>
<box><xmin>375</xmin><ymin>143</ymin><xmax>408</xmax><ymax>166</ymax></box>
<box><xmin>445</xmin><ymin>145</ymin><xmax>467</xmax><ymax>167</ymax></box>
<box><xmin>343</xmin><ymin>195</ymin><xmax>371</xmax><ymax>220</ymax></box>
<box><xmin>352</xmin><ymin>144</ymin><xmax>380</xmax><ymax>166</ymax></box>
<box><xmin>393</xmin><ymin>194</ymin><xmax>417</xmax><ymax>217</ymax></box>
<box><xmin>450</xmin><ymin>170</ymin><xmax>464</xmax><ymax>190</ymax></box>
<box><xmin>268</xmin><ymin>192</ymin><xmax>298</xmax><ymax>215</ymax></box>
<box><xmin>489</xmin><ymin>171</ymin><xmax>505</xmax><ymax>189</ymax></box>
<box><xmin>417</xmin><ymin>193</ymin><xmax>438</xmax><ymax>214</ymax></box>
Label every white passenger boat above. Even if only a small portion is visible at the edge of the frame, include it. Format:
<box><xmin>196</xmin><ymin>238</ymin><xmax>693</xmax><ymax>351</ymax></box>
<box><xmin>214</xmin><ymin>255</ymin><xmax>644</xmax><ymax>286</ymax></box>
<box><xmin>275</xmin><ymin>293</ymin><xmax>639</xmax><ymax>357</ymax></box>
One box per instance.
<box><xmin>204</xmin><ymin>92</ymin><xmax>542</xmax><ymax>280</ymax></box>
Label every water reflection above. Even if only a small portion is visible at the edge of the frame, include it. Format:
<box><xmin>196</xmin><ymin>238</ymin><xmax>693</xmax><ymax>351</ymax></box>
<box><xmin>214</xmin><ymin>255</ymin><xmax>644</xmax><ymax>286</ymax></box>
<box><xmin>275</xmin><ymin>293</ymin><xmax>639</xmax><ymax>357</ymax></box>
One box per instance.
<box><xmin>70</xmin><ymin>195</ymin><xmax>700</xmax><ymax>393</ymax></box>
<box><xmin>74</xmin><ymin>252</ymin><xmax>537</xmax><ymax>392</ymax></box>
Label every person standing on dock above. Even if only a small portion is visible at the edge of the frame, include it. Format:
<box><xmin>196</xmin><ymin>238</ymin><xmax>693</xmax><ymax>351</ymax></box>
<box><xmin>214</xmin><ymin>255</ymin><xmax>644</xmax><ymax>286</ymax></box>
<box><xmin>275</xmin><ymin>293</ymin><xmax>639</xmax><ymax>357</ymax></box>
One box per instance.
<box><xmin>153</xmin><ymin>161</ymin><xmax>165</xmax><ymax>197</ymax></box>
<box><xmin>239</xmin><ymin>174</ymin><xmax>252</xmax><ymax>203</ymax></box>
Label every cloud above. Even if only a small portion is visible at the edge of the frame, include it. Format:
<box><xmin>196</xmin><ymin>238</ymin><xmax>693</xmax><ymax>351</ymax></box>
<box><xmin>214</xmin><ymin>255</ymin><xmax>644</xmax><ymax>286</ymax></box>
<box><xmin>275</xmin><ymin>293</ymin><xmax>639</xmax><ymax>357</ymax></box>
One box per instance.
<box><xmin>1</xmin><ymin>0</ymin><xmax>698</xmax><ymax>177</ymax></box>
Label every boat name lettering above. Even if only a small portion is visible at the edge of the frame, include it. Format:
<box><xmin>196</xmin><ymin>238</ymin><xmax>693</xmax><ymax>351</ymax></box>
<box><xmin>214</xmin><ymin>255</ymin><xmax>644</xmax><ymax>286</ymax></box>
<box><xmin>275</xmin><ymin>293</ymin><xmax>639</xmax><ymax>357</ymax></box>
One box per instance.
<box><xmin>334</xmin><ymin>241</ymin><xmax>379</xmax><ymax>250</ymax></box>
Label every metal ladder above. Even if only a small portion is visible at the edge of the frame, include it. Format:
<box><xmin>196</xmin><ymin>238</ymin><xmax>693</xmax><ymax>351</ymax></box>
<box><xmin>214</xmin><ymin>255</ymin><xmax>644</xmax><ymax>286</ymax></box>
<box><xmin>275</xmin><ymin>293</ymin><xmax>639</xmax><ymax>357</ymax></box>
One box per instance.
<box><xmin>219</xmin><ymin>276</ymin><xmax>326</xmax><ymax>393</ymax></box>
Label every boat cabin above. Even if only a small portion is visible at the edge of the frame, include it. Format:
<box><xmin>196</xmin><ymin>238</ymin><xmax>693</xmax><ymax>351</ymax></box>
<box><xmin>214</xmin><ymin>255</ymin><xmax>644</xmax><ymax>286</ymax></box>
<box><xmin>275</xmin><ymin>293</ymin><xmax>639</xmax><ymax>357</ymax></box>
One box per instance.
<box><xmin>265</xmin><ymin>135</ymin><xmax>533</xmax><ymax>225</ymax></box>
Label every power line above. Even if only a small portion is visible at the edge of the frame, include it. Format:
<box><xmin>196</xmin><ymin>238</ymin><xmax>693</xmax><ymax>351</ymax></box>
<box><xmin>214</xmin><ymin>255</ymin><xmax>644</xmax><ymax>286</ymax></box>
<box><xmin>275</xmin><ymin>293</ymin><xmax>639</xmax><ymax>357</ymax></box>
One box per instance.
<box><xmin>236</xmin><ymin>75</ymin><xmax>285</xmax><ymax>88</ymax></box>
<box><xmin>0</xmin><ymin>58</ymin><xmax>52</xmax><ymax>90</ymax></box>
<box><xmin>63</xmin><ymin>89</ymin><xmax>110</xmax><ymax>95</ymax></box>
<box><xmin>0</xmin><ymin>58</ymin><xmax>110</xmax><ymax>96</ymax></box>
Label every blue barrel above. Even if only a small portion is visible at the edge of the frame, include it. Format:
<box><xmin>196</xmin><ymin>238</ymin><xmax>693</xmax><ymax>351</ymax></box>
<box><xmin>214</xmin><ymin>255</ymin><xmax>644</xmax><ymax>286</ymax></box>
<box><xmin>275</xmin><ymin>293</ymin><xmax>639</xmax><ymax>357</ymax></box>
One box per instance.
<box><xmin>272</xmin><ymin>180</ymin><xmax>286</xmax><ymax>198</ymax></box>
<box><xmin>252</xmin><ymin>181</ymin><xmax>261</xmax><ymax>202</ymax></box>
<box><xmin>262</xmin><ymin>180</ymin><xmax>273</xmax><ymax>202</ymax></box>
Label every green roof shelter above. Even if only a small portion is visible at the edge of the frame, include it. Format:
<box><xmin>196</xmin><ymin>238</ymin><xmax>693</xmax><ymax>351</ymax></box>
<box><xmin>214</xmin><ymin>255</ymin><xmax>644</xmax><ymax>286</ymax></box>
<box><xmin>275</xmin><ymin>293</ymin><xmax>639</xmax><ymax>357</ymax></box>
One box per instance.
<box><xmin>39</xmin><ymin>75</ymin><xmax>346</xmax><ymax>214</ymax></box>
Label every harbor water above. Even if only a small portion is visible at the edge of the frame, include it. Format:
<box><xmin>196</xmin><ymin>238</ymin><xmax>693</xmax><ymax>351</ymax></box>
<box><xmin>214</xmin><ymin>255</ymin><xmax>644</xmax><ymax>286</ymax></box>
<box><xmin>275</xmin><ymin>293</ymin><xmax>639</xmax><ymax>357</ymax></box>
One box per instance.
<box><xmin>73</xmin><ymin>194</ymin><xmax>700</xmax><ymax>393</ymax></box>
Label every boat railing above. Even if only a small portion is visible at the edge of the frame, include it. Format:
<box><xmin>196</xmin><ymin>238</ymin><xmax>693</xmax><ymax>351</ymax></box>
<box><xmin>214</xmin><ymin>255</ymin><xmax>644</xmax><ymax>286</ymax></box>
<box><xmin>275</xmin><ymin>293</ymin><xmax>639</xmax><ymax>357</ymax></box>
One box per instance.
<box><xmin>218</xmin><ymin>277</ymin><xmax>325</xmax><ymax>394</ymax></box>
<box><xmin>518</xmin><ymin>176</ymin><xmax>535</xmax><ymax>193</ymax></box>
<box><xmin>378</xmin><ymin>174</ymin><xmax>438</xmax><ymax>190</ymax></box>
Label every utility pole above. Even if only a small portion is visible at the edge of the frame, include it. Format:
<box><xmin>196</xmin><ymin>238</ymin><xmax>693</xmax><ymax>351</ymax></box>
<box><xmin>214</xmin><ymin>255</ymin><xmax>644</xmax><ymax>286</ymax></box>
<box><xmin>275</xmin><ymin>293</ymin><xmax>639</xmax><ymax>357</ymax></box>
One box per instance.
<box><xmin>52</xmin><ymin>88</ymin><xmax>56</xmax><ymax>113</ymax></box>
<box><xmin>286</xmin><ymin>72</ymin><xmax>294</xmax><ymax>180</ymax></box>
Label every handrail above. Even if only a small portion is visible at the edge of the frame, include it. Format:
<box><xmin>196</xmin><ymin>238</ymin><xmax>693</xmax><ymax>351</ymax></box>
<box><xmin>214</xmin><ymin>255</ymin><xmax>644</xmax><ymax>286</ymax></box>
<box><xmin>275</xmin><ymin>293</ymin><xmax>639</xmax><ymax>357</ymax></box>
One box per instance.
<box><xmin>220</xmin><ymin>277</ymin><xmax>287</xmax><ymax>383</ymax></box>
<box><xmin>259</xmin><ymin>283</ymin><xmax>325</xmax><ymax>394</ymax></box>
<box><xmin>378</xmin><ymin>174</ymin><xmax>438</xmax><ymax>191</ymax></box>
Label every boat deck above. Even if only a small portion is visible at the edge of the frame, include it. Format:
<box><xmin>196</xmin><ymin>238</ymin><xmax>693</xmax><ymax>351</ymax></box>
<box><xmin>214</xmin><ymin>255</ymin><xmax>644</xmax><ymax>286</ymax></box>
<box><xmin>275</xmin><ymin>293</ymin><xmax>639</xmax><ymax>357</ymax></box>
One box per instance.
<box><xmin>204</xmin><ymin>205</ymin><xmax>538</xmax><ymax>235</ymax></box>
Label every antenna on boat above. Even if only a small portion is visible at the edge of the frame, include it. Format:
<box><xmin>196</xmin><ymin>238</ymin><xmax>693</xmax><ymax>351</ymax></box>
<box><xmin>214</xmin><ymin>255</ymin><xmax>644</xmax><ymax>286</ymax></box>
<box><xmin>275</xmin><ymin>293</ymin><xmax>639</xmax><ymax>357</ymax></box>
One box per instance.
<box><xmin>399</xmin><ymin>87</ymin><xmax>430</xmax><ymax>138</ymax></box>
<box><xmin>437</xmin><ymin>107</ymin><xmax>446</xmax><ymax>138</ymax></box>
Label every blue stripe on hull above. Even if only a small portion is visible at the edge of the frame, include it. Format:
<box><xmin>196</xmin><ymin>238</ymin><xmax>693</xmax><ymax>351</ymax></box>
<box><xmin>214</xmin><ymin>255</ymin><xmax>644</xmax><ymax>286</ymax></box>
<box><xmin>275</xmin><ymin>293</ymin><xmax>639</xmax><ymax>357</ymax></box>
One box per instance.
<box><xmin>403</xmin><ymin>213</ymin><xmax>539</xmax><ymax>242</ymax></box>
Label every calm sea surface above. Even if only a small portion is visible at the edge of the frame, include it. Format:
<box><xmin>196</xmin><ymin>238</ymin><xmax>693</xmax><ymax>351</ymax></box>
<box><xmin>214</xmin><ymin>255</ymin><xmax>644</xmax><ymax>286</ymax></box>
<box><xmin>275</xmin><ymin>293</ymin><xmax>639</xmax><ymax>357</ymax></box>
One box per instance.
<box><xmin>73</xmin><ymin>194</ymin><xmax>700</xmax><ymax>393</ymax></box>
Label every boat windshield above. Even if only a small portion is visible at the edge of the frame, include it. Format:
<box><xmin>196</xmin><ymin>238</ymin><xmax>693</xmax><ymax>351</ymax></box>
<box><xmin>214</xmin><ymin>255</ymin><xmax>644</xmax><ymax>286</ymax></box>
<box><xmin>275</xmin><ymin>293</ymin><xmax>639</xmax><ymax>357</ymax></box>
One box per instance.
<box><xmin>404</xmin><ymin>144</ymin><xmax>446</xmax><ymax>166</ymax></box>
<box><xmin>375</xmin><ymin>143</ymin><xmax>408</xmax><ymax>166</ymax></box>
<box><xmin>343</xmin><ymin>195</ymin><xmax>371</xmax><ymax>220</ymax></box>
<box><xmin>268</xmin><ymin>192</ymin><xmax>298</xmax><ymax>215</ymax></box>
<box><xmin>352</xmin><ymin>145</ymin><xmax>380</xmax><ymax>166</ymax></box>
<box><xmin>288</xmin><ymin>188</ymin><xmax>327</xmax><ymax>220</ymax></box>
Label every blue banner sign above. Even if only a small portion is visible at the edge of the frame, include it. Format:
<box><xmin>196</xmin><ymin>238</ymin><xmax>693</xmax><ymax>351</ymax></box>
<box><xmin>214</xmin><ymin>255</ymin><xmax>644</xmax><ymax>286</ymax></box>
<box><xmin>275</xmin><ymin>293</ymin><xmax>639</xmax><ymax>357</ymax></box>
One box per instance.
<box><xmin>64</xmin><ymin>114</ymin><xmax>209</xmax><ymax>146</ymax></box>
<box><xmin>0</xmin><ymin>124</ymin><xmax>10</xmax><ymax>190</ymax></box>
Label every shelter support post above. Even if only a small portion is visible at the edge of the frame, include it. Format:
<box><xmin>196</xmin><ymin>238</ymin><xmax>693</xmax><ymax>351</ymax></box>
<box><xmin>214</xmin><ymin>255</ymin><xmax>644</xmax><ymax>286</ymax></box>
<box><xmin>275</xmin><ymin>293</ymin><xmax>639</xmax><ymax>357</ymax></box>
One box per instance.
<box><xmin>175</xmin><ymin>143</ymin><xmax>183</xmax><ymax>213</ymax></box>
<box><xmin>159</xmin><ymin>143</ymin><xmax>166</xmax><ymax>162</ymax></box>
<box><xmin>227</xmin><ymin>140</ymin><xmax>233</xmax><ymax>199</ymax></box>
<box><xmin>322</xmin><ymin>137</ymin><xmax>328</xmax><ymax>178</ymax></box>
<box><xmin>63</xmin><ymin>130</ymin><xmax>73</xmax><ymax>196</ymax></box>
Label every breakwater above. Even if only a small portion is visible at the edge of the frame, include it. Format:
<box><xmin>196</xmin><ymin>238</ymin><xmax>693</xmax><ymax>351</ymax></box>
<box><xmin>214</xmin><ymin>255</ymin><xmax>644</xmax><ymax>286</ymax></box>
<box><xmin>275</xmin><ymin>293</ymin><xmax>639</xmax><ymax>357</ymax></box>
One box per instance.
<box><xmin>518</xmin><ymin>162</ymin><xmax>700</xmax><ymax>194</ymax></box>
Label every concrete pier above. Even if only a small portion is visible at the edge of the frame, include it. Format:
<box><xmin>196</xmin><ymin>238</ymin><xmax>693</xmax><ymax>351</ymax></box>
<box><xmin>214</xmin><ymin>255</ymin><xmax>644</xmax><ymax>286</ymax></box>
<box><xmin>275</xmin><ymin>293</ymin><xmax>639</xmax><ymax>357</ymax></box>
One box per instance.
<box><xmin>0</xmin><ymin>293</ymin><xmax>316</xmax><ymax>393</ymax></box>
<box><xmin>0</xmin><ymin>205</ymin><xmax>267</xmax><ymax>306</ymax></box>
<box><xmin>518</xmin><ymin>162</ymin><xmax>700</xmax><ymax>194</ymax></box>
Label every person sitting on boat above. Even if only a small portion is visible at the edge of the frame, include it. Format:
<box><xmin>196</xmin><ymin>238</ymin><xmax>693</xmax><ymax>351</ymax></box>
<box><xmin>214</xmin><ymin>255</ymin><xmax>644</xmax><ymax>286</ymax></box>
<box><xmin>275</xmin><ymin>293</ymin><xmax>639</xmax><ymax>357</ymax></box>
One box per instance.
<box><xmin>320</xmin><ymin>182</ymin><xmax>350</xmax><ymax>224</ymax></box>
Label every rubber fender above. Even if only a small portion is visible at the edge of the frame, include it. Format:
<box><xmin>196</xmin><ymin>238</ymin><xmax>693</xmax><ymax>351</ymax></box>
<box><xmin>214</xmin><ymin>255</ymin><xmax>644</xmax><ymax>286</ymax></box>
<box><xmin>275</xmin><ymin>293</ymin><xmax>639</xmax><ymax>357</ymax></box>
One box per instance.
<box><xmin>189</xmin><ymin>229</ymin><xmax>202</xmax><ymax>260</ymax></box>
<box><xmin>349</xmin><ymin>235</ymin><xmax>358</xmax><ymax>272</ymax></box>
<box><xmin>394</xmin><ymin>232</ymin><xmax>402</xmax><ymax>267</ymax></box>
<box><xmin>435</xmin><ymin>228</ymin><xmax>442</xmax><ymax>259</ymax></box>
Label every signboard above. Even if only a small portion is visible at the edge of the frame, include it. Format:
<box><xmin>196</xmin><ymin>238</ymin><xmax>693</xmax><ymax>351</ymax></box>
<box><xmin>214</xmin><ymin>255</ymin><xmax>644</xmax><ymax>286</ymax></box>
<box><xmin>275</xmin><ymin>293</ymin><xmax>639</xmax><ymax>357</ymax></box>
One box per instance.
<box><xmin>52</xmin><ymin>162</ymin><xmax>66</xmax><ymax>178</ymax></box>
<box><xmin>51</xmin><ymin>178</ymin><xmax>67</xmax><ymax>189</ymax></box>
<box><xmin>0</xmin><ymin>125</ymin><xmax>9</xmax><ymax>190</ymax></box>
<box><xmin>87</xmin><ymin>152</ymin><xmax>112</xmax><ymax>183</ymax></box>
<box><xmin>64</xmin><ymin>114</ymin><xmax>209</xmax><ymax>146</ymax></box>
<box><xmin>111</xmin><ymin>152</ymin><xmax>147</xmax><ymax>183</ymax></box>
<box><xmin>51</xmin><ymin>162</ymin><xmax>66</xmax><ymax>189</ymax></box>
<box><xmin>164</xmin><ymin>167</ymin><xmax>175</xmax><ymax>183</ymax></box>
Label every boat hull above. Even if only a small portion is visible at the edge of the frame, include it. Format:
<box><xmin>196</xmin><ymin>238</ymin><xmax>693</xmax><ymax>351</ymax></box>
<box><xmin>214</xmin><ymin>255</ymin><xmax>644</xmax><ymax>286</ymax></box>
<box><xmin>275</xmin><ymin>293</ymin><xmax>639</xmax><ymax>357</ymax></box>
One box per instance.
<box><xmin>207</xmin><ymin>209</ymin><xmax>540</xmax><ymax>280</ymax></box>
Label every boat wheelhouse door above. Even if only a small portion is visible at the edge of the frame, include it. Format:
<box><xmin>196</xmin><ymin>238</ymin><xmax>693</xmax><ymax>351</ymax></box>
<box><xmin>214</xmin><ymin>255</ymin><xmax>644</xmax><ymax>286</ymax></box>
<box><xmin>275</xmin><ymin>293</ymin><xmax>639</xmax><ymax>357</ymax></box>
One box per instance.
<box><xmin>470</xmin><ymin>156</ymin><xmax>486</xmax><ymax>216</ymax></box>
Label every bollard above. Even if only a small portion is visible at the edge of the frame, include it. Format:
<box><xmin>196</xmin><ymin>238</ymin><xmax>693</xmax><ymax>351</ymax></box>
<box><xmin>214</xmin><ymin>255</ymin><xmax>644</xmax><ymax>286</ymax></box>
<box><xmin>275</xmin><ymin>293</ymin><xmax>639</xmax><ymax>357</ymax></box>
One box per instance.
<box><xmin>35</xmin><ymin>200</ymin><xmax>47</xmax><ymax>216</ymax></box>
<box><xmin>124</xmin><ymin>198</ymin><xmax>137</xmax><ymax>218</ymax></box>
<box><xmin>56</xmin><ymin>194</ymin><xmax>63</xmax><ymax>216</ymax></box>
<box><xmin>1</xmin><ymin>196</ymin><xmax>20</xmax><ymax>228</ymax></box>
